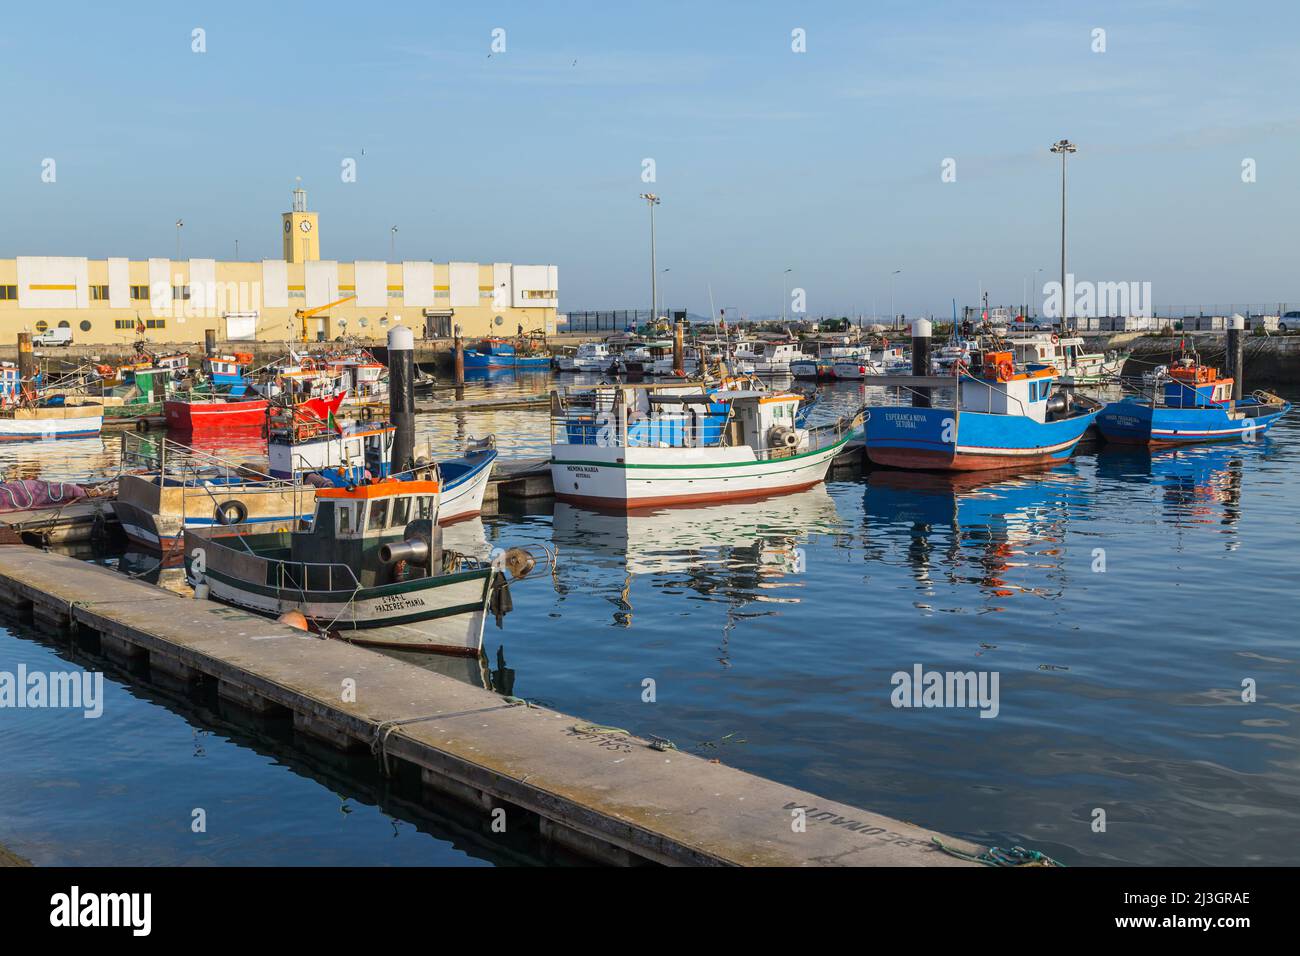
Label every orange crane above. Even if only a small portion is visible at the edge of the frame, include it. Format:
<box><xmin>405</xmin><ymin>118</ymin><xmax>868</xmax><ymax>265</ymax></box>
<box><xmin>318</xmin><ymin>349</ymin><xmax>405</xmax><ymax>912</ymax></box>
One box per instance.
<box><xmin>294</xmin><ymin>294</ymin><xmax>356</xmax><ymax>343</ymax></box>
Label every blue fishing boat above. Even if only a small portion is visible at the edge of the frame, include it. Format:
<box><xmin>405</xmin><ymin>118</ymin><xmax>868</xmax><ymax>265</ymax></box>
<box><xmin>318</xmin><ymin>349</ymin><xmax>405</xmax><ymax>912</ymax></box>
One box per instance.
<box><xmin>203</xmin><ymin>352</ymin><xmax>255</xmax><ymax>396</ymax></box>
<box><xmin>463</xmin><ymin>338</ymin><xmax>551</xmax><ymax>370</ymax></box>
<box><xmin>1096</xmin><ymin>356</ymin><xmax>1290</xmax><ymax>445</ymax></box>
<box><xmin>863</xmin><ymin>348</ymin><xmax>1101</xmax><ymax>471</ymax></box>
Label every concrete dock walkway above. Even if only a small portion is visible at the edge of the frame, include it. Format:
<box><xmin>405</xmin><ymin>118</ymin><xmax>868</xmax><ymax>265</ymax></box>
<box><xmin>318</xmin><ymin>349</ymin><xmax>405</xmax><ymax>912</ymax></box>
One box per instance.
<box><xmin>0</xmin><ymin>546</ymin><xmax>980</xmax><ymax>866</ymax></box>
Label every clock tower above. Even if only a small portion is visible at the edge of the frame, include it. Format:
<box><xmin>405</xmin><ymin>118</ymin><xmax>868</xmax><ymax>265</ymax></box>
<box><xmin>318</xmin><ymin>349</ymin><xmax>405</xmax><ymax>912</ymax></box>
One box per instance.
<box><xmin>282</xmin><ymin>185</ymin><xmax>320</xmax><ymax>263</ymax></box>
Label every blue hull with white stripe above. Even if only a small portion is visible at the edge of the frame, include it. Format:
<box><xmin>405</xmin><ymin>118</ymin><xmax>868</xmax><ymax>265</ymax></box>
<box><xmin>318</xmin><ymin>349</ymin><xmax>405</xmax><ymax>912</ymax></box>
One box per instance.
<box><xmin>1097</xmin><ymin>396</ymin><xmax>1292</xmax><ymax>445</ymax></box>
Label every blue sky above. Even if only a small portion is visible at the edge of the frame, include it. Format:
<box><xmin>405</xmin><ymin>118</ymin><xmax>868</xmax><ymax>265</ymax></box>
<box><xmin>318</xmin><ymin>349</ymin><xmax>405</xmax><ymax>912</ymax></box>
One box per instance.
<box><xmin>2</xmin><ymin>1</ymin><xmax>1297</xmax><ymax>317</ymax></box>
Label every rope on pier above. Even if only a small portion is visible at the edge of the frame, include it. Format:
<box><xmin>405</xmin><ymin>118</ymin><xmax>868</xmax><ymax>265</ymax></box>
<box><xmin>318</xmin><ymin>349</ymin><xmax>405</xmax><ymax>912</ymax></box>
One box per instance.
<box><xmin>931</xmin><ymin>837</ymin><xmax>1065</xmax><ymax>867</ymax></box>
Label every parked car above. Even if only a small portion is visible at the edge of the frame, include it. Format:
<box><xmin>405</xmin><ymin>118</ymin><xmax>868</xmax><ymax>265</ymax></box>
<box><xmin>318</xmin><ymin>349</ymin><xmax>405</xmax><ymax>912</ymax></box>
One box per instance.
<box><xmin>32</xmin><ymin>327</ymin><xmax>73</xmax><ymax>347</ymax></box>
<box><xmin>1280</xmin><ymin>311</ymin><xmax>1300</xmax><ymax>332</ymax></box>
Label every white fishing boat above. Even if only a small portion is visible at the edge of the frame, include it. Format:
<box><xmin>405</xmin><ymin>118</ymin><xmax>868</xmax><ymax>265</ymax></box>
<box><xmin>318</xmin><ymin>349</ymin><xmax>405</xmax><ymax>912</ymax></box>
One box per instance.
<box><xmin>0</xmin><ymin>401</ymin><xmax>104</xmax><ymax>441</ymax></box>
<box><xmin>184</xmin><ymin>473</ymin><xmax>520</xmax><ymax>654</ymax></box>
<box><xmin>1005</xmin><ymin>332</ymin><xmax>1127</xmax><ymax>385</ymax></box>
<box><xmin>549</xmin><ymin>382</ymin><xmax>858</xmax><ymax>509</ymax></box>
<box><xmin>832</xmin><ymin>345</ymin><xmax>908</xmax><ymax>380</ymax></box>
<box><xmin>556</xmin><ymin>341</ymin><xmax>612</xmax><ymax>373</ymax></box>
<box><xmin>733</xmin><ymin>341</ymin><xmax>808</xmax><ymax>374</ymax></box>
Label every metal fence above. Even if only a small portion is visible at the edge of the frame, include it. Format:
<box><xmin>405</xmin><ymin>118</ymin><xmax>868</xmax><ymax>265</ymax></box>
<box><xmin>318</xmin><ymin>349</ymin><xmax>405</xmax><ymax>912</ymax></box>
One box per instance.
<box><xmin>561</xmin><ymin>310</ymin><xmax>689</xmax><ymax>333</ymax></box>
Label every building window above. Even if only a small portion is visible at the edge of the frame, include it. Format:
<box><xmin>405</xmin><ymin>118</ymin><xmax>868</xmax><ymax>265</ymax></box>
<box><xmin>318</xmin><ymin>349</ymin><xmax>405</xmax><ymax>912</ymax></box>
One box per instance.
<box><xmin>114</xmin><ymin>319</ymin><xmax>135</xmax><ymax>330</ymax></box>
<box><xmin>130</xmin><ymin>285</ymin><xmax>149</xmax><ymax>300</ymax></box>
<box><xmin>146</xmin><ymin>319</ymin><xmax>166</xmax><ymax>329</ymax></box>
<box><xmin>35</xmin><ymin>321</ymin><xmax>48</xmax><ymax>332</ymax></box>
<box><xmin>522</xmin><ymin>289</ymin><xmax>556</xmax><ymax>299</ymax></box>
<box><xmin>80</xmin><ymin>320</ymin><xmax>92</xmax><ymax>332</ymax></box>
<box><xmin>58</xmin><ymin>320</ymin><xmax>70</xmax><ymax>329</ymax></box>
<box><xmin>90</xmin><ymin>285</ymin><xmax>109</xmax><ymax>300</ymax></box>
<box><xmin>0</xmin><ymin>285</ymin><xmax>16</xmax><ymax>300</ymax></box>
<box><xmin>172</xmin><ymin>285</ymin><xmax>191</xmax><ymax>300</ymax></box>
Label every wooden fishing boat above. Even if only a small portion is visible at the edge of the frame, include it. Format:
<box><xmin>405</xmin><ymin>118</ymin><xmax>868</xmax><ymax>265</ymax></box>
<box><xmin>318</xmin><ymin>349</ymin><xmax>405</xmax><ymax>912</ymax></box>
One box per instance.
<box><xmin>184</xmin><ymin>475</ymin><xmax>508</xmax><ymax>654</ymax></box>
<box><xmin>0</xmin><ymin>400</ymin><xmax>104</xmax><ymax>441</ymax></box>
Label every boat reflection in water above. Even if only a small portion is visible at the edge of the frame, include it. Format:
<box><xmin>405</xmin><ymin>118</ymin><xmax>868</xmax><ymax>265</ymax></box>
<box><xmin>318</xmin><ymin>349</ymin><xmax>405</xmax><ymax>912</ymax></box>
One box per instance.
<box><xmin>862</xmin><ymin>467</ymin><xmax>1078</xmax><ymax>606</ymax></box>
<box><xmin>1095</xmin><ymin>443</ymin><xmax>1244</xmax><ymax>546</ymax></box>
<box><xmin>550</xmin><ymin>486</ymin><xmax>845</xmax><ymax>628</ymax></box>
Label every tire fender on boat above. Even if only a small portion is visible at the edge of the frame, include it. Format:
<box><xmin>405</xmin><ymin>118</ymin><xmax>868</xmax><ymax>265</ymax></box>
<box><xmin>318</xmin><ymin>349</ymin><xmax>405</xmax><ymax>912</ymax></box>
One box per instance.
<box><xmin>215</xmin><ymin>499</ymin><xmax>248</xmax><ymax>525</ymax></box>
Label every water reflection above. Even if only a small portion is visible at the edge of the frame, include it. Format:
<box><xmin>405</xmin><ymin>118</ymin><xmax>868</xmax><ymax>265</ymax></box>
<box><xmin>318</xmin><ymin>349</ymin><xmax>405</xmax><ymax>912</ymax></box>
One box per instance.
<box><xmin>551</xmin><ymin>487</ymin><xmax>846</xmax><ymax>630</ymax></box>
<box><xmin>863</xmin><ymin>468</ymin><xmax>1077</xmax><ymax>607</ymax></box>
<box><xmin>1095</xmin><ymin>444</ymin><xmax>1245</xmax><ymax>544</ymax></box>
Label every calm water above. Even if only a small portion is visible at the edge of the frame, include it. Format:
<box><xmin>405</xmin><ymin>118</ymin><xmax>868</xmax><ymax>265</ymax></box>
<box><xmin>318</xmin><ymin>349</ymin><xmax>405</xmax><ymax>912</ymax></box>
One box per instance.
<box><xmin>2</xmin><ymin>371</ymin><xmax>1298</xmax><ymax>866</ymax></box>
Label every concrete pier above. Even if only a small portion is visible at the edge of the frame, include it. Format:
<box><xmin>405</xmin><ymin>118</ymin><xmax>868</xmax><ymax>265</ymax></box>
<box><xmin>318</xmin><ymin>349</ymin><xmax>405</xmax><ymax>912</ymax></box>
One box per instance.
<box><xmin>0</xmin><ymin>545</ymin><xmax>980</xmax><ymax>867</ymax></box>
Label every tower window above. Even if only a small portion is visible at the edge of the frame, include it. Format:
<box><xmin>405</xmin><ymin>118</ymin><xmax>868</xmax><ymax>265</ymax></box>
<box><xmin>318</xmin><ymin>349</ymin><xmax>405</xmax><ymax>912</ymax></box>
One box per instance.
<box><xmin>90</xmin><ymin>285</ymin><xmax>109</xmax><ymax>300</ymax></box>
<box><xmin>130</xmin><ymin>285</ymin><xmax>150</xmax><ymax>300</ymax></box>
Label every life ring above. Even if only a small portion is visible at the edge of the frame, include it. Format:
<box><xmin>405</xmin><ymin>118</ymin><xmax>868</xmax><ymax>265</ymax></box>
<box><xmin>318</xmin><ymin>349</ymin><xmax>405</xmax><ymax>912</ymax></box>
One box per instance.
<box><xmin>996</xmin><ymin>360</ymin><xmax>1015</xmax><ymax>381</ymax></box>
<box><xmin>1050</xmin><ymin>333</ymin><xmax>1059</xmax><ymax>344</ymax></box>
<box><xmin>214</xmin><ymin>500</ymin><xmax>248</xmax><ymax>525</ymax></box>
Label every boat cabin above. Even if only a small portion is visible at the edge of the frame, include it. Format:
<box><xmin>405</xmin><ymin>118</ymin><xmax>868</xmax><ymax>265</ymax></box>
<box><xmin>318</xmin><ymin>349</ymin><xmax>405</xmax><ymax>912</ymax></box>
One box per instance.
<box><xmin>287</xmin><ymin>480</ymin><xmax>441</xmax><ymax>587</ymax></box>
<box><xmin>959</xmin><ymin>350</ymin><xmax>1062</xmax><ymax>423</ymax></box>
<box><xmin>0</xmin><ymin>363</ymin><xmax>21</xmax><ymax>404</ymax></box>
<box><xmin>267</xmin><ymin>410</ymin><xmax>396</xmax><ymax>481</ymax></box>
<box><xmin>1164</xmin><ymin>362</ymin><xmax>1233</xmax><ymax>407</ymax></box>
<box><xmin>553</xmin><ymin>384</ymin><xmax>805</xmax><ymax>453</ymax></box>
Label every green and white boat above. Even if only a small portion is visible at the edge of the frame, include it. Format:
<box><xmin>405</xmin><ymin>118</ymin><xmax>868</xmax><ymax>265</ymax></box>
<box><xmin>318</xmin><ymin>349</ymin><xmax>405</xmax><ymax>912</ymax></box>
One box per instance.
<box><xmin>184</xmin><ymin>471</ymin><xmax>519</xmax><ymax>655</ymax></box>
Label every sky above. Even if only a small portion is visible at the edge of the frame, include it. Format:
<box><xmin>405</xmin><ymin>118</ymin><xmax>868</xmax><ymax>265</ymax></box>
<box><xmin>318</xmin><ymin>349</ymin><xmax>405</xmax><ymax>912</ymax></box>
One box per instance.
<box><xmin>1</xmin><ymin>0</ymin><xmax>1297</xmax><ymax>318</ymax></box>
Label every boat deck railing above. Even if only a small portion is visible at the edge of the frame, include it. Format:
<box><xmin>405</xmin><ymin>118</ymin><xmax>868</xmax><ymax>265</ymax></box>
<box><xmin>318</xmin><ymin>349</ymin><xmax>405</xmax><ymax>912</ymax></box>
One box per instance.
<box><xmin>186</xmin><ymin>526</ymin><xmax>361</xmax><ymax>593</ymax></box>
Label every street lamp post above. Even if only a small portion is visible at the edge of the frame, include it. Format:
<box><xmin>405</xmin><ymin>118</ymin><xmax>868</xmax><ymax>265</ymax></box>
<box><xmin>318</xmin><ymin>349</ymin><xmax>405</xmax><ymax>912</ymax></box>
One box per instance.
<box><xmin>782</xmin><ymin>268</ymin><xmax>792</xmax><ymax>323</ymax></box>
<box><xmin>1050</xmin><ymin>139</ymin><xmax>1077</xmax><ymax>332</ymax></box>
<box><xmin>890</xmin><ymin>270</ymin><xmax>902</xmax><ymax>330</ymax></box>
<box><xmin>639</xmin><ymin>193</ymin><xmax>661</xmax><ymax>324</ymax></box>
<box><xmin>390</xmin><ymin>225</ymin><xmax>398</xmax><ymax>261</ymax></box>
<box><xmin>175</xmin><ymin>219</ymin><xmax>184</xmax><ymax>260</ymax></box>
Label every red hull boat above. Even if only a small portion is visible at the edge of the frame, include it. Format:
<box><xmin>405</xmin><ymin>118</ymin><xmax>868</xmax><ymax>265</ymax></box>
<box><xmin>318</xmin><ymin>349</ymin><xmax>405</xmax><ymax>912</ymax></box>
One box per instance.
<box><xmin>164</xmin><ymin>397</ymin><xmax>270</xmax><ymax>432</ymax></box>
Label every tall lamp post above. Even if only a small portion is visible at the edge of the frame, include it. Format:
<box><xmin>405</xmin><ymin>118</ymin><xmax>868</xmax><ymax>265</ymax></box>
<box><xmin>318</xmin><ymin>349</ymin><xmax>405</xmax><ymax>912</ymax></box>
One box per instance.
<box><xmin>639</xmin><ymin>193</ymin><xmax>661</xmax><ymax>324</ymax></box>
<box><xmin>1050</xmin><ymin>139</ymin><xmax>1077</xmax><ymax>332</ymax></box>
<box><xmin>782</xmin><ymin>268</ymin><xmax>792</xmax><ymax>323</ymax></box>
<box><xmin>175</xmin><ymin>219</ymin><xmax>184</xmax><ymax>259</ymax></box>
<box><xmin>390</xmin><ymin>225</ymin><xmax>398</xmax><ymax>261</ymax></box>
<box><xmin>889</xmin><ymin>269</ymin><xmax>902</xmax><ymax>330</ymax></box>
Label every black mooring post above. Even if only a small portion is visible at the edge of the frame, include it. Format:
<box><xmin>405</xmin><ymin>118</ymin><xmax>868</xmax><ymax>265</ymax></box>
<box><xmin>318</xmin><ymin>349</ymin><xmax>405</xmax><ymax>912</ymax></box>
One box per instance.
<box><xmin>911</xmin><ymin>318</ymin><xmax>932</xmax><ymax>408</ymax></box>
<box><xmin>1226</xmin><ymin>314</ymin><xmax>1245</xmax><ymax>401</ymax></box>
<box><xmin>389</xmin><ymin>326</ymin><xmax>415</xmax><ymax>473</ymax></box>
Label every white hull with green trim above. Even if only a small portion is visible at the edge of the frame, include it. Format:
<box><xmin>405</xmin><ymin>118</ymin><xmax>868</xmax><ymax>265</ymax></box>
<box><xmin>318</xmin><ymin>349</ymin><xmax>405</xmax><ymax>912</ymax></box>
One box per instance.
<box><xmin>550</xmin><ymin>431</ymin><xmax>852</xmax><ymax>508</ymax></box>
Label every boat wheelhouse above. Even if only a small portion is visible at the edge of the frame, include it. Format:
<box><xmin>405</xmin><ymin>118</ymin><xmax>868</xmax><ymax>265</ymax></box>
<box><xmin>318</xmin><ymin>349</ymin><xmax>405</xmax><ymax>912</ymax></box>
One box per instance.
<box><xmin>549</xmin><ymin>382</ymin><xmax>858</xmax><ymax>509</ymax></box>
<box><xmin>863</xmin><ymin>349</ymin><xmax>1101</xmax><ymax>471</ymax></box>
<box><xmin>1005</xmin><ymin>332</ymin><xmax>1127</xmax><ymax>385</ymax></box>
<box><xmin>204</xmin><ymin>352</ymin><xmax>255</xmax><ymax>396</ymax></box>
<box><xmin>733</xmin><ymin>340</ymin><xmax>808</xmax><ymax>374</ymax></box>
<box><xmin>1096</xmin><ymin>357</ymin><xmax>1291</xmax><ymax>445</ymax></box>
<box><xmin>185</xmin><ymin>477</ymin><xmax>501</xmax><ymax>654</ymax></box>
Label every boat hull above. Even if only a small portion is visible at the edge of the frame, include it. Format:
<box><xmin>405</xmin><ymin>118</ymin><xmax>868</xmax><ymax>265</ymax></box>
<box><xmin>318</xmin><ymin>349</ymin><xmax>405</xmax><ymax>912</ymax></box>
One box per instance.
<box><xmin>192</xmin><ymin>560</ymin><xmax>493</xmax><ymax>655</ymax></box>
<box><xmin>165</xmin><ymin>398</ymin><xmax>269</xmax><ymax>432</ymax></box>
<box><xmin>550</xmin><ymin>433</ymin><xmax>851</xmax><ymax>509</ymax></box>
<box><xmin>864</xmin><ymin>405</ymin><xmax>1098</xmax><ymax>472</ymax></box>
<box><xmin>1096</xmin><ymin>398</ymin><xmax>1292</xmax><ymax>445</ymax></box>
<box><xmin>0</xmin><ymin>414</ymin><xmax>103</xmax><ymax>441</ymax></box>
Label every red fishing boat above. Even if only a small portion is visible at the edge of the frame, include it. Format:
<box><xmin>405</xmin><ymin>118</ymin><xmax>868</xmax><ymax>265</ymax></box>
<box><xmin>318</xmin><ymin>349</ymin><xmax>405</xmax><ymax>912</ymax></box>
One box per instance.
<box><xmin>164</xmin><ymin>396</ymin><xmax>270</xmax><ymax>433</ymax></box>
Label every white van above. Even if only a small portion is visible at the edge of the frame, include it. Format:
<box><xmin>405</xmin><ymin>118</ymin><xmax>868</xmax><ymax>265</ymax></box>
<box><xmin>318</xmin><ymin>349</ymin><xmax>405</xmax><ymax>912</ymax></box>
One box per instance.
<box><xmin>32</xmin><ymin>327</ymin><xmax>73</xmax><ymax>347</ymax></box>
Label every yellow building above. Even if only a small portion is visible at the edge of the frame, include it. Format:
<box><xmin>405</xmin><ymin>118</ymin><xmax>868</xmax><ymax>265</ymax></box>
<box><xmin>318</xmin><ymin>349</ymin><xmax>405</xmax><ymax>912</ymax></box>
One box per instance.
<box><xmin>0</xmin><ymin>189</ymin><xmax>559</xmax><ymax>345</ymax></box>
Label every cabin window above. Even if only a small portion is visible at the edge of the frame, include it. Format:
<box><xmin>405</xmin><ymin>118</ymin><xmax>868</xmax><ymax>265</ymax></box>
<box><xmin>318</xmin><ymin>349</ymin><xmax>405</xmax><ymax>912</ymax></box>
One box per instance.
<box><xmin>391</xmin><ymin>497</ymin><xmax>410</xmax><ymax>527</ymax></box>
<box><xmin>346</xmin><ymin>440</ymin><xmax>361</xmax><ymax>460</ymax></box>
<box><xmin>336</xmin><ymin>504</ymin><xmax>353</xmax><ymax>535</ymax></box>
<box><xmin>417</xmin><ymin>497</ymin><xmax>433</xmax><ymax>520</ymax></box>
<box><xmin>368</xmin><ymin>500</ymin><xmax>389</xmax><ymax>531</ymax></box>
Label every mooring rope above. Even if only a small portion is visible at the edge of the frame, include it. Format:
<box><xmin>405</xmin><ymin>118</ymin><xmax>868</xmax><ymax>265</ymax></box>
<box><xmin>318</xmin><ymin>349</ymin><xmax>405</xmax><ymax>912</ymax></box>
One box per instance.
<box><xmin>931</xmin><ymin>837</ymin><xmax>1065</xmax><ymax>867</ymax></box>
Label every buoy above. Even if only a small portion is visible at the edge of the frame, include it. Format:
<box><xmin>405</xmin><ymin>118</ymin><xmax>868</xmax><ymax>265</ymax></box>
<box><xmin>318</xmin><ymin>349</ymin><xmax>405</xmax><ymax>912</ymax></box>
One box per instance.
<box><xmin>277</xmin><ymin>609</ymin><xmax>310</xmax><ymax>631</ymax></box>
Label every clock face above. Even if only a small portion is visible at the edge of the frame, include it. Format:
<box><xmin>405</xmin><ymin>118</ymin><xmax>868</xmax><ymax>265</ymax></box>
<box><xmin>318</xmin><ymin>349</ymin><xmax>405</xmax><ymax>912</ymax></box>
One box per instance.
<box><xmin>284</xmin><ymin>220</ymin><xmax>291</xmax><ymax>233</ymax></box>
<box><xmin>299</xmin><ymin>220</ymin><xmax>313</xmax><ymax>233</ymax></box>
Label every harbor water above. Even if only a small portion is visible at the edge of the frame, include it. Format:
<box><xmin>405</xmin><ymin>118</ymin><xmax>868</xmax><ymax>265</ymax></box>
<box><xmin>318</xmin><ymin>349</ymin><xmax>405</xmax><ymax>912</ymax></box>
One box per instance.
<box><xmin>2</xmin><ymin>371</ymin><xmax>1298</xmax><ymax>866</ymax></box>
